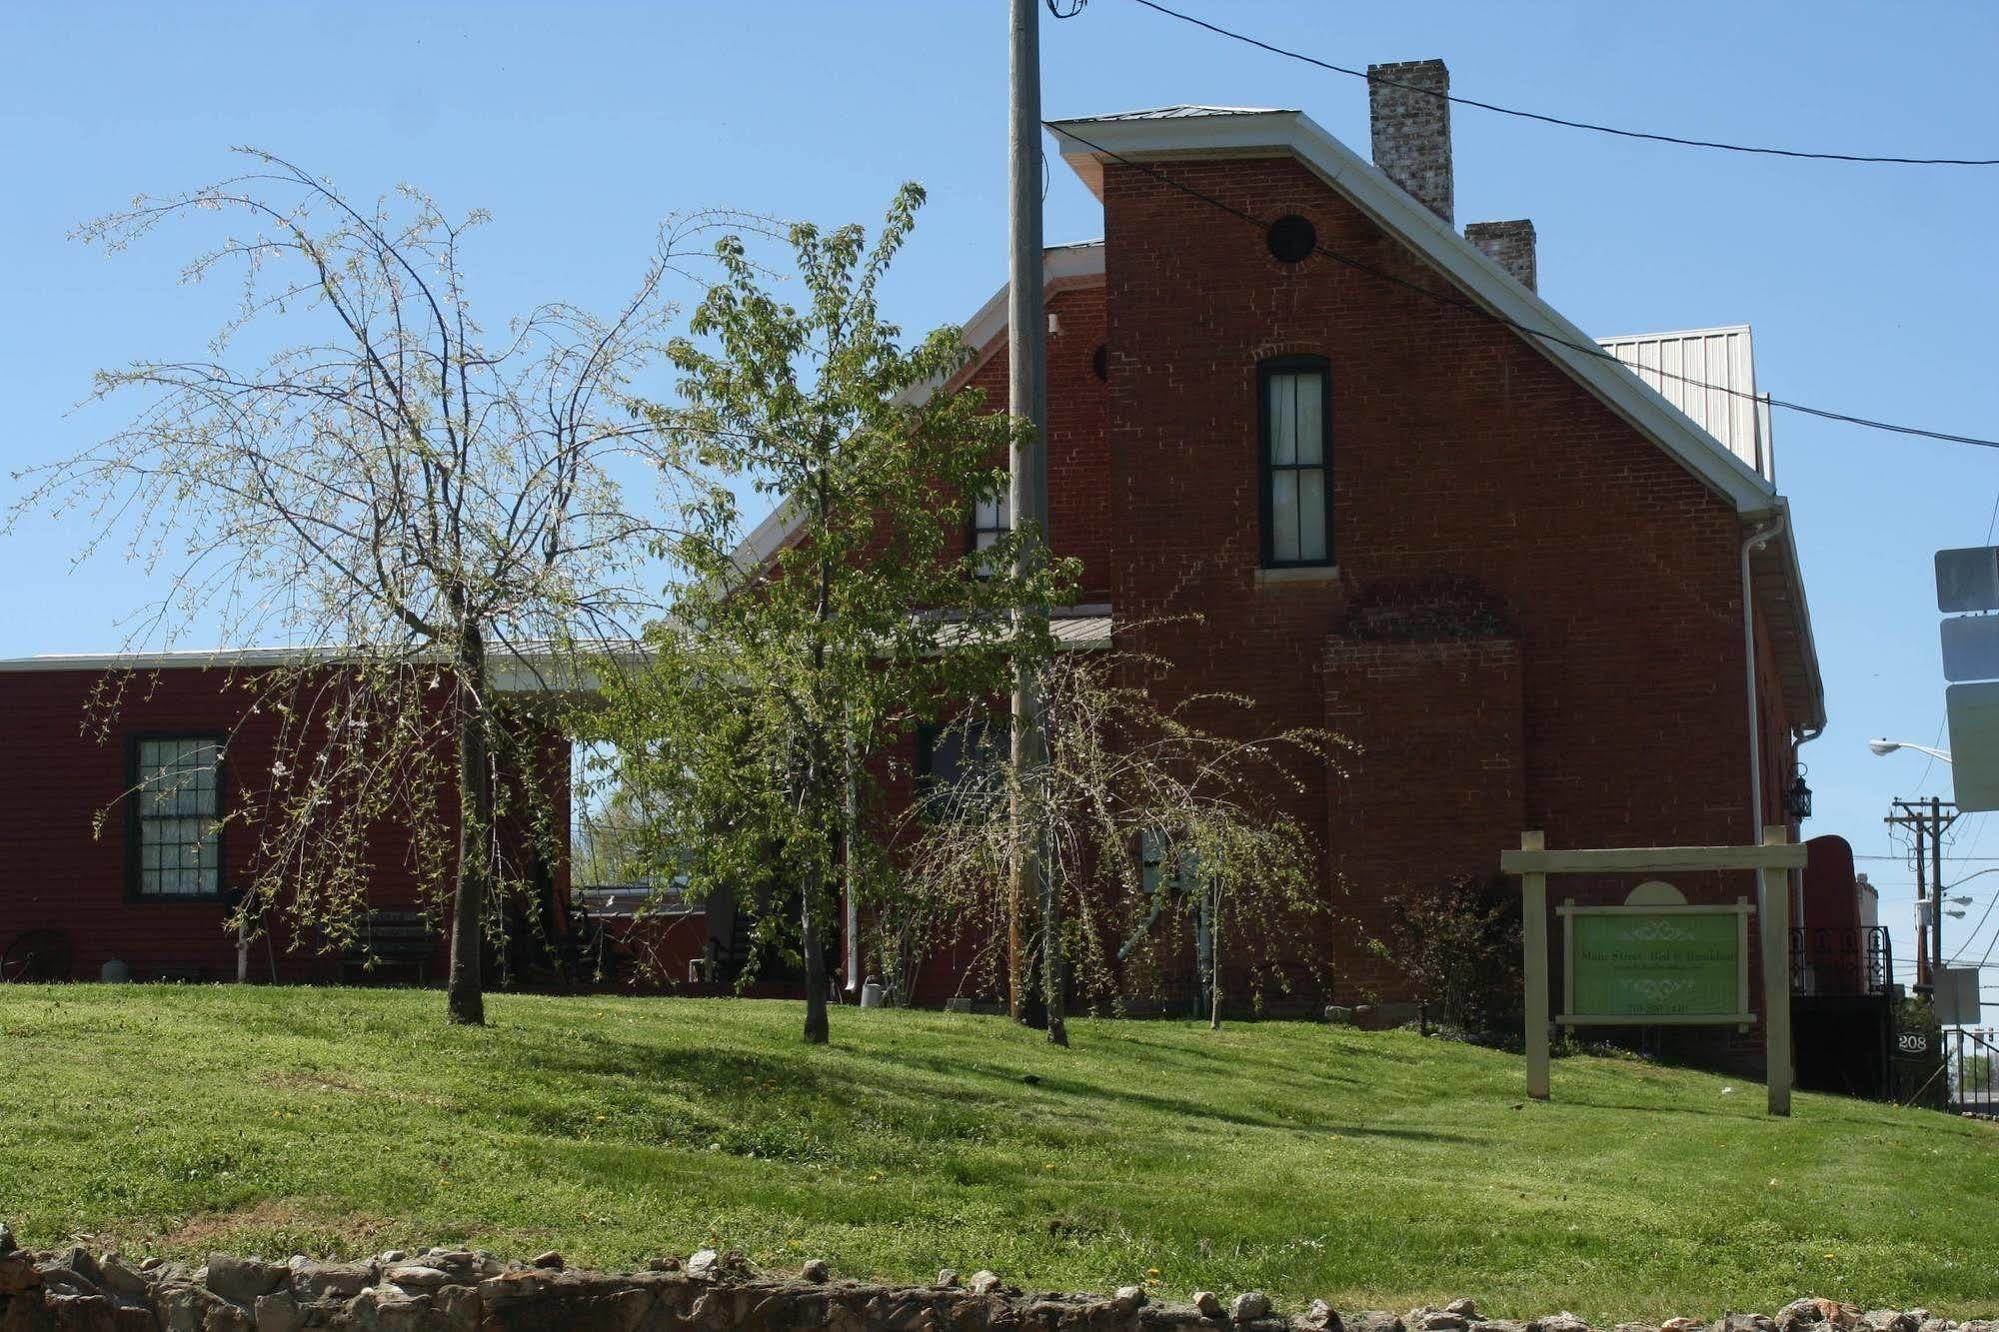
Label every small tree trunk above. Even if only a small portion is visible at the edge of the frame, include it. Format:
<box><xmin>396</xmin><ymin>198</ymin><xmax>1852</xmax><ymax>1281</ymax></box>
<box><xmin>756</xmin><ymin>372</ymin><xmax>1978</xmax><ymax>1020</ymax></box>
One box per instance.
<box><xmin>447</xmin><ymin>624</ymin><xmax>492</xmax><ymax>1026</ymax></box>
<box><xmin>1009</xmin><ymin>790</ymin><xmax>1039</xmax><ymax>1026</ymax></box>
<box><xmin>1039</xmin><ymin>816</ymin><xmax>1067</xmax><ymax>1047</ymax></box>
<box><xmin>802</xmin><ymin>867</ymin><xmax>830</xmax><ymax>1044</ymax></box>
<box><xmin>1011</xmin><ymin>676</ymin><xmax>1049</xmax><ymax>1032</ymax></box>
<box><xmin>1208</xmin><ymin>891</ymin><xmax>1223</xmax><ymax>1031</ymax></box>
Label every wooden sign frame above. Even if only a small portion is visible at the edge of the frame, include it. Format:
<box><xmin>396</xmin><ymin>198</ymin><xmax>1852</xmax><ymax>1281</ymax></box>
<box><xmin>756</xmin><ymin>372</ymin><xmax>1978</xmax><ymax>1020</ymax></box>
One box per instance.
<box><xmin>1499</xmin><ymin>826</ymin><xmax>1808</xmax><ymax>1116</ymax></box>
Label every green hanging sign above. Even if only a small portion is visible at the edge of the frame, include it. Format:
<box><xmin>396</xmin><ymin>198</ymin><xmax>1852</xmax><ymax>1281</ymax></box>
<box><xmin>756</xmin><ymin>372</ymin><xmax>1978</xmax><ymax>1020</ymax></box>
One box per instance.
<box><xmin>1559</xmin><ymin>883</ymin><xmax>1753</xmax><ymax>1027</ymax></box>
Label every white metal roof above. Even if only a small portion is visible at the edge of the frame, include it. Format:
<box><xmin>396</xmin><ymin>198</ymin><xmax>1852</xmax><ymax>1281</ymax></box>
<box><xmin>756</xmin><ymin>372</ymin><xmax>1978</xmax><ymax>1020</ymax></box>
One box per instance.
<box><xmin>0</xmin><ymin>643</ymin><xmax>631</xmax><ymax>694</ymax></box>
<box><xmin>0</xmin><ymin>613</ymin><xmax>1115</xmax><ymax>684</ymax></box>
<box><xmin>1082</xmin><ymin>104</ymin><xmax>1292</xmax><ymax>122</ymax></box>
<box><xmin>1598</xmin><ymin>325</ymin><xmax>1774</xmax><ymax>483</ymax></box>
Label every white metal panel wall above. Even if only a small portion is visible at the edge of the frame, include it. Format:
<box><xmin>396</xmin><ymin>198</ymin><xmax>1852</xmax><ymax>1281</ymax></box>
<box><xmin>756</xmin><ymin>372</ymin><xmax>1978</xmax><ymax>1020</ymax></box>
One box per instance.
<box><xmin>1597</xmin><ymin>325</ymin><xmax>1771</xmax><ymax>483</ymax></box>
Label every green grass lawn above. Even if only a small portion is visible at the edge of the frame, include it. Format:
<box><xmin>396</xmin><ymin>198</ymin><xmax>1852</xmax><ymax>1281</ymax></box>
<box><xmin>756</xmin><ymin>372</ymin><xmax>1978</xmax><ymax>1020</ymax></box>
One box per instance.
<box><xmin>1</xmin><ymin>986</ymin><xmax>1994</xmax><ymax>1320</ymax></box>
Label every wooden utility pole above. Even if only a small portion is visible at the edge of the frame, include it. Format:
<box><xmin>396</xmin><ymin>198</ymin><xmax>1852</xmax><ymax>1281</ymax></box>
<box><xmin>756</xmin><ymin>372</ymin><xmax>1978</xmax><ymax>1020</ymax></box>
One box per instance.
<box><xmin>1887</xmin><ymin>796</ymin><xmax>1960</xmax><ymax>991</ymax></box>
<box><xmin>1007</xmin><ymin>0</ymin><xmax>1061</xmax><ymax>1043</ymax></box>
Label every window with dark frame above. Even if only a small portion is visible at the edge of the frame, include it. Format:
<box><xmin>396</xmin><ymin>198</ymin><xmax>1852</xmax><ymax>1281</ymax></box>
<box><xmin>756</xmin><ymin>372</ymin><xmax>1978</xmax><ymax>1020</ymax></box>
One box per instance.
<box><xmin>131</xmin><ymin>736</ymin><xmax>223</xmax><ymax>898</ymax></box>
<box><xmin>1259</xmin><ymin>356</ymin><xmax>1333</xmax><ymax>568</ymax></box>
<box><xmin>1139</xmin><ymin>827</ymin><xmax>1199</xmax><ymax>898</ymax></box>
<box><xmin>969</xmin><ymin>490</ymin><xmax>1010</xmax><ymax>577</ymax></box>
<box><xmin>915</xmin><ymin>716</ymin><xmax>1008</xmax><ymax>812</ymax></box>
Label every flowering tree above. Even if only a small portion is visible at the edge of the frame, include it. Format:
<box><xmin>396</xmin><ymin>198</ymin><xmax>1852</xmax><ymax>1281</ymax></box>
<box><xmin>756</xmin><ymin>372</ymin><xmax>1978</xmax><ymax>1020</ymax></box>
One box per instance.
<box><xmin>11</xmin><ymin>150</ymin><xmax>742</xmax><ymax>1022</ymax></box>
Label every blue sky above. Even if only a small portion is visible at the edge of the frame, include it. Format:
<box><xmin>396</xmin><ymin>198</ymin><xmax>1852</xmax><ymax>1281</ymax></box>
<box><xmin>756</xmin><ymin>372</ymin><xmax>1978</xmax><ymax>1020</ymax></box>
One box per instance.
<box><xmin>4</xmin><ymin>1</ymin><xmax>1996</xmax><ymax>992</ymax></box>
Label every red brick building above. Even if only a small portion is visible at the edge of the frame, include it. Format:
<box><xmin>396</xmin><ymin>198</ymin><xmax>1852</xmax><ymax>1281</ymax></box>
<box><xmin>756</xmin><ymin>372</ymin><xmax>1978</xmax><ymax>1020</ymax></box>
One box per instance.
<box><xmin>734</xmin><ymin>65</ymin><xmax>1826</xmax><ymax>1017</ymax></box>
<box><xmin>0</xmin><ymin>650</ymin><xmax>573</xmax><ymax>985</ymax></box>
<box><xmin>1</xmin><ymin>65</ymin><xmax>1834</xmax><ymax>1031</ymax></box>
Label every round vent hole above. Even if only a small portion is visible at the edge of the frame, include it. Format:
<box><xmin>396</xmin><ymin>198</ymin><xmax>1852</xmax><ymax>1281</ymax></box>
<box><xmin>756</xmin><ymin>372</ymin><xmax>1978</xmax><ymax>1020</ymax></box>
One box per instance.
<box><xmin>1267</xmin><ymin>214</ymin><xmax>1316</xmax><ymax>264</ymax></box>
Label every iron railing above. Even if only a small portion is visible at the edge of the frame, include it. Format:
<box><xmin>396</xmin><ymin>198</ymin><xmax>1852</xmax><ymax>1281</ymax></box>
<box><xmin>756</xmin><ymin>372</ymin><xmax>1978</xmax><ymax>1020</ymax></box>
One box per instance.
<box><xmin>1790</xmin><ymin>925</ymin><xmax>1892</xmax><ymax>997</ymax></box>
<box><xmin>1946</xmin><ymin>1026</ymin><xmax>1999</xmax><ymax>1116</ymax></box>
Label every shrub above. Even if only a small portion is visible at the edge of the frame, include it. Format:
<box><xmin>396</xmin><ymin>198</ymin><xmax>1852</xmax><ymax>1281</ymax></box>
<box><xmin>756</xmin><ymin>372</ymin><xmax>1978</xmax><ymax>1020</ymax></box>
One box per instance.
<box><xmin>1386</xmin><ymin>872</ymin><xmax>1523</xmax><ymax>1042</ymax></box>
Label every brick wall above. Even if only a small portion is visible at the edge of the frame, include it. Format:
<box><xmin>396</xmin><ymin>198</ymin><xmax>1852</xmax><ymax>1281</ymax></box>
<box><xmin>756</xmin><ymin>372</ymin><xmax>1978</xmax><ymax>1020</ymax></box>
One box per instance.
<box><xmin>1097</xmin><ymin>152</ymin><xmax>1795</xmax><ymax>1006</ymax></box>
<box><xmin>952</xmin><ymin>283</ymin><xmax>1112</xmax><ymax>601</ymax></box>
<box><xmin>1324</xmin><ymin>637</ymin><xmax>1524</xmax><ymax>998</ymax></box>
<box><xmin>0</xmin><ymin>666</ymin><xmax>567</xmax><ymax>983</ymax></box>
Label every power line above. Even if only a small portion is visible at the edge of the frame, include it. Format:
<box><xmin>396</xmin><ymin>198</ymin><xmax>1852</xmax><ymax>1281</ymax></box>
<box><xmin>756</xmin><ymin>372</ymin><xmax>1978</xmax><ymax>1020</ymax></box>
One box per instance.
<box><xmin>1944</xmin><ymin>870</ymin><xmax>1999</xmax><ymax>963</ymax></box>
<box><xmin>1958</xmin><ymin>911</ymin><xmax>1999</xmax><ymax>974</ymax></box>
<box><xmin>1045</xmin><ymin>121</ymin><xmax>1999</xmax><ymax>451</ymax></box>
<box><xmin>1125</xmin><ymin>0</ymin><xmax>1999</xmax><ymax>168</ymax></box>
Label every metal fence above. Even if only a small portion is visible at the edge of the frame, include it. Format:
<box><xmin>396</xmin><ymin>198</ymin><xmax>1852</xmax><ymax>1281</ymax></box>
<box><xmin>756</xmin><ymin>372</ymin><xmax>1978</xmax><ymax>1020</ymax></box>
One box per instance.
<box><xmin>1946</xmin><ymin>1026</ymin><xmax>1999</xmax><ymax>1116</ymax></box>
<box><xmin>1790</xmin><ymin>926</ymin><xmax>1891</xmax><ymax>996</ymax></box>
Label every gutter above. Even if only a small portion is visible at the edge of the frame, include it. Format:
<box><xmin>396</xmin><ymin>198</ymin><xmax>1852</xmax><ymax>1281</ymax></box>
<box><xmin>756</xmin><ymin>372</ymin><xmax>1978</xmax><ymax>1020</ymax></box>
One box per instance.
<box><xmin>1742</xmin><ymin>514</ymin><xmax>1787</xmax><ymax>843</ymax></box>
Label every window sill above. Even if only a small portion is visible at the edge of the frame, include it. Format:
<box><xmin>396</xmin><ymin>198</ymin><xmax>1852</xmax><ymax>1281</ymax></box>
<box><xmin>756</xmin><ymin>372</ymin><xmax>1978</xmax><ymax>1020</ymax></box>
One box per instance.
<box><xmin>1255</xmin><ymin>564</ymin><xmax>1341</xmax><ymax>586</ymax></box>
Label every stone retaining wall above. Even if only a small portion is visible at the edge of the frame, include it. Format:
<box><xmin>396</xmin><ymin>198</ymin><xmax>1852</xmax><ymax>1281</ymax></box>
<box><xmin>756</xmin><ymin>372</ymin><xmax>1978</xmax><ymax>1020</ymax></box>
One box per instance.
<box><xmin>0</xmin><ymin>1227</ymin><xmax>1987</xmax><ymax>1332</ymax></box>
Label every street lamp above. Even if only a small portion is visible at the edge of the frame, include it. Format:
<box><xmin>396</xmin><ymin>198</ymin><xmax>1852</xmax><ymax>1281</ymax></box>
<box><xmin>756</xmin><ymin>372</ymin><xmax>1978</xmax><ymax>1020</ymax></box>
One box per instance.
<box><xmin>1870</xmin><ymin>737</ymin><xmax>1954</xmax><ymax>763</ymax></box>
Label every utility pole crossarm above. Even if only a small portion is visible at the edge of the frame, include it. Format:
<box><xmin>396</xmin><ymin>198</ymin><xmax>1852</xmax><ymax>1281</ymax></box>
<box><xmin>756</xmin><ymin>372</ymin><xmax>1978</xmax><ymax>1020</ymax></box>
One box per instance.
<box><xmin>1886</xmin><ymin>796</ymin><xmax>1961</xmax><ymax>991</ymax></box>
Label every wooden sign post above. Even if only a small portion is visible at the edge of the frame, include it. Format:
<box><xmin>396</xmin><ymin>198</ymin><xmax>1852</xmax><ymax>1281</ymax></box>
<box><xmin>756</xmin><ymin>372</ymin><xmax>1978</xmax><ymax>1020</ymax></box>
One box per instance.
<box><xmin>1501</xmin><ymin>826</ymin><xmax>1807</xmax><ymax>1116</ymax></box>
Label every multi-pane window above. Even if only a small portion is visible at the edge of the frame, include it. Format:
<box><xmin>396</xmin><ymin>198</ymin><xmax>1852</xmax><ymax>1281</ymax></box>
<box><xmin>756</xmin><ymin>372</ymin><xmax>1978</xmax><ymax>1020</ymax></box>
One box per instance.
<box><xmin>916</xmin><ymin>717</ymin><xmax>1007</xmax><ymax>813</ymax></box>
<box><xmin>1139</xmin><ymin>827</ymin><xmax>1199</xmax><ymax>897</ymax></box>
<box><xmin>1259</xmin><ymin>357</ymin><xmax>1333</xmax><ymax>567</ymax></box>
<box><xmin>132</xmin><ymin>737</ymin><xmax>223</xmax><ymax>897</ymax></box>
<box><xmin>971</xmin><ymin>491</ymin><xmax>1010</xmax><ymax>576</ymax></box>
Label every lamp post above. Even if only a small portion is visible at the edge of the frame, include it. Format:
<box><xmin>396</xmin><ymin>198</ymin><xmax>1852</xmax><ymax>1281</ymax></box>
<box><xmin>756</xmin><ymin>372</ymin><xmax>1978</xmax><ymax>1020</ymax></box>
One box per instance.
<box><xmin>1869</xmin><ymin>738</ymin><xmax>1954</xmax><ymax>764</ymax></box>
<box><xmin>1871</xmin><ymin>740</ymin><xmax>1960</xmax><ymax>991</ymax></box>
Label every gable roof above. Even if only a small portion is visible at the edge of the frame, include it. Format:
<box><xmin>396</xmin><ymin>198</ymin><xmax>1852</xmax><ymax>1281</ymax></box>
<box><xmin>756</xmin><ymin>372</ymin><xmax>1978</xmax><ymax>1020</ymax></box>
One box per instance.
<box><xmin>1049</xmin><ymin>104</ymin><xmax>1823</xmax><ymax>731</ymax></box>
<box><xmin>727</xmin><ymin>104</ymin><xmax>1824</xmax><ymax>732</ymax></box>
<box><xmin>1049</xmin><ymin>105</ymin><xmax>1782</xmax><ymax>517</ymax></box>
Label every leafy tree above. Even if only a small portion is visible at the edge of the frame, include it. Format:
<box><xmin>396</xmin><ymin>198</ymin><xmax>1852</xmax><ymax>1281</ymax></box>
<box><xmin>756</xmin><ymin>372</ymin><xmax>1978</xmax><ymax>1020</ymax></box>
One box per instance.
<box><xmin>897</xmin><ymin>640</ymin><xmax>1348</xmax><ymax>1029</ymax></box>
<box><xmin>11</xmin><ymin>151</ymin><xmax>733</xmax><ymax>1023</ymax></box>
<box><xmin>590</xmin><ymin>184</ymin><xmax>1074</xmax><ymax>1043</ymax></box>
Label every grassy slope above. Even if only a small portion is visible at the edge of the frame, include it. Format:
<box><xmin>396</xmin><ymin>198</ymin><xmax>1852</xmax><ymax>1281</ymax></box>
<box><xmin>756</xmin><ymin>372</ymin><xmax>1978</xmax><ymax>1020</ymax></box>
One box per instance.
<box><xmin>0</xmin><ymin>987</ymin><xmax>1994</xmax><ymax>1321</ymax></box>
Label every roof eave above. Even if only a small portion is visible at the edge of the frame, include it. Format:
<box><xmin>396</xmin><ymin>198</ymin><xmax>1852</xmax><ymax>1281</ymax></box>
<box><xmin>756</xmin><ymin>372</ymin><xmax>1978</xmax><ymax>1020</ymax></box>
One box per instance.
<box><xmin>1751</xmin><ymin>502</ymin><xmax>1828</xmax><ymax>734</ymax></box>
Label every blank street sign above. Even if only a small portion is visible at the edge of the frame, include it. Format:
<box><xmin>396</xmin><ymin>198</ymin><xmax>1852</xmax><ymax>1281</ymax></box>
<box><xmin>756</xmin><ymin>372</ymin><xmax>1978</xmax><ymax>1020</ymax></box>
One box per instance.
<box><xmin>1946</xmin><ymin>681</ymin><xmax>1999</xmax><ymax>812</ymax></box>
<box><xmin>1937</xmin><ymin>547</ymin><xmax>1999</xmax><ymax>613</ymax></box>
<box><xmin>1936</xmin><ymin>966</ymin><xmax>1983</xmax><ymax>1027</ymax></box>
<box><xmin>1942</xmin><ymin>616</ymin><xmax>1999</xmax><ymax>682</ymax></box>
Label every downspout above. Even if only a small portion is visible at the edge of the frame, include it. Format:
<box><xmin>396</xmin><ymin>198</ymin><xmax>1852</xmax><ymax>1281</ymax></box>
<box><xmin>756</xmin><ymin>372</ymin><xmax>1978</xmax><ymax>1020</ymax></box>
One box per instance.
<box><xmin>1741</xmin><ymin>513</ymin><xmax>1786</xmax><ymax>845</ymax></box>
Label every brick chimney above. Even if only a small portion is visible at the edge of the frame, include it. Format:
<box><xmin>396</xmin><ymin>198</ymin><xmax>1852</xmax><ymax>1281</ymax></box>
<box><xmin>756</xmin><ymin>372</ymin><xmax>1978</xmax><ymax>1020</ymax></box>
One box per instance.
<box><xmin>1465</xmin><ymin>219</ymin><xmax>1538</xmax><ymax>291</ymax></box>
<box><xmin>1367</xmin><ymin>59</ymin><xmax>1453</xmax><ymax>224</ymax></box>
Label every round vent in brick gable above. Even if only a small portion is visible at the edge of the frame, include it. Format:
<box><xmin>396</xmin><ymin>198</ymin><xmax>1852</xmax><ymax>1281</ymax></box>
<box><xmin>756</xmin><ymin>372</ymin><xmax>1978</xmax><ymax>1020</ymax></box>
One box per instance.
<box><xmin>1266</xmin><ymin>214</ymin><xmax>1316</xmax><ymax>264</ymax></box>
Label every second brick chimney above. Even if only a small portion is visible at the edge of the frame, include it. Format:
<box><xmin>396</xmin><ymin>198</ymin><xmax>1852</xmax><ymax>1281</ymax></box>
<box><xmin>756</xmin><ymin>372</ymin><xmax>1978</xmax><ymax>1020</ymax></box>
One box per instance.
<box><xmin>1368</xmin><ymin>59</ymin><xmax>1453</xmax><ymax>225</ymax></box>
<box><xmin>1465</xmin><ymin>219</ymin><xmax>1538</xmax><ymax>291</ymax></box>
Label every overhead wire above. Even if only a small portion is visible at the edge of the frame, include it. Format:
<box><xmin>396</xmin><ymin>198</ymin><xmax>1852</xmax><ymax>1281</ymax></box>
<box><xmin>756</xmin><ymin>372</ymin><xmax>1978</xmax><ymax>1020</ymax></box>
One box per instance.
<box><xmin>1047</xmin><ymin>11</ymin><xmax>1998</xmax><ymax>972</ymax></box>
<box><xmin>1126</xmin><ymin>0</ymin><xmax>1999</xmax><ymax>168</ymax></box>
<box><xmin>1044</xmin><ymin>121</ymin><xmax>1999</xmax><ymax>450</ymax></box>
